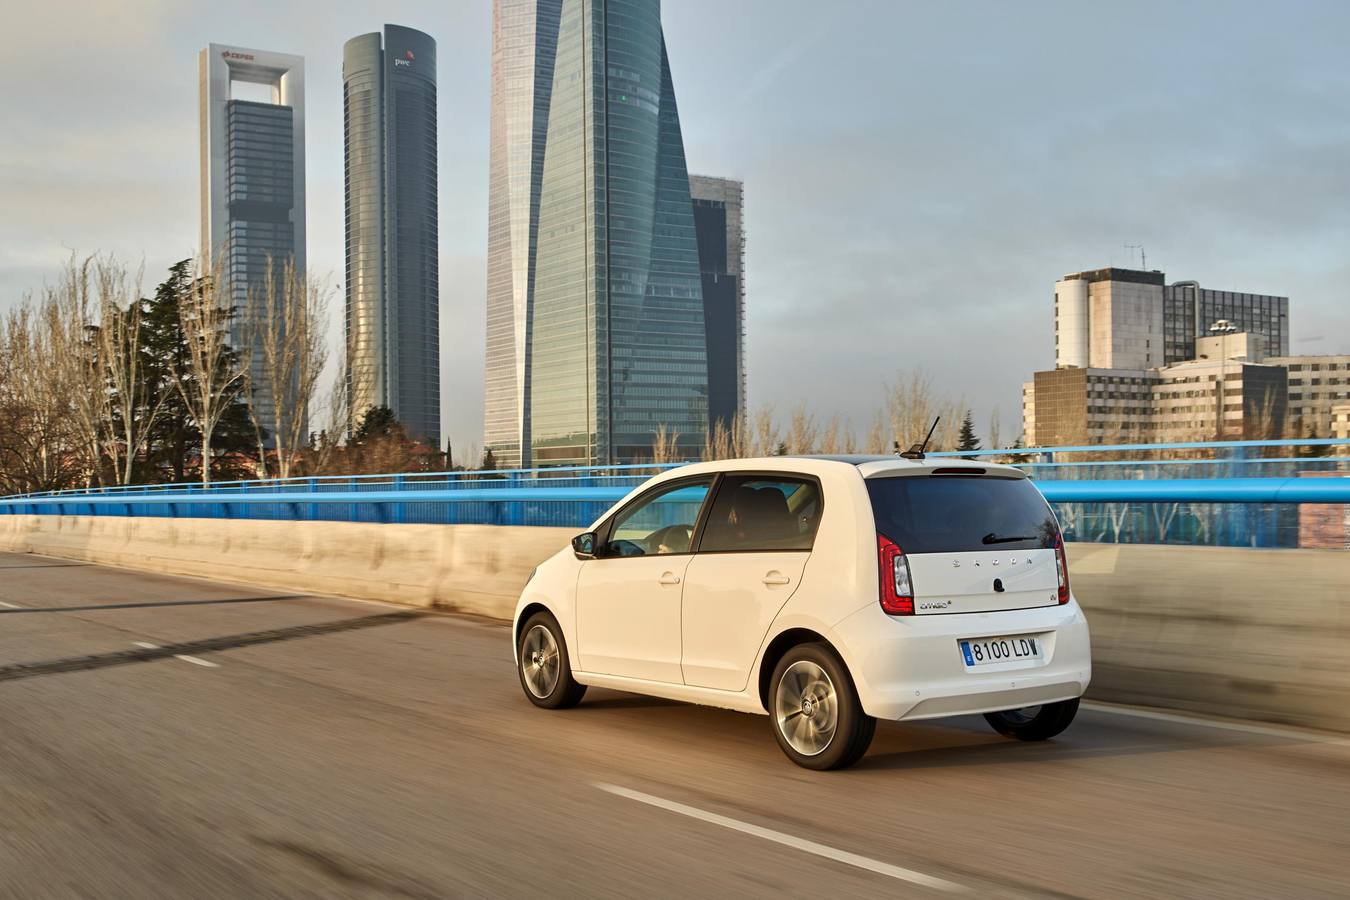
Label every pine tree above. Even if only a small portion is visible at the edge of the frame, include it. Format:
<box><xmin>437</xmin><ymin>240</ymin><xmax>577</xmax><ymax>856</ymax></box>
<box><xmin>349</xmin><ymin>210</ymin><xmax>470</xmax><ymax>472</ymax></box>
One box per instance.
<box><xmin>354</xmin><ymin>405</ymin><xmax>400</xmax><ymax>443</ymax></box>
<box><xmin>957</xmin><ymin>410</ymin><xmax>981</xmax><ymax>459</ymax></box>
<box><xmin>138</xmin><ymin>260</ymin><xmax>261</xmax><ymax>483</ymax></box>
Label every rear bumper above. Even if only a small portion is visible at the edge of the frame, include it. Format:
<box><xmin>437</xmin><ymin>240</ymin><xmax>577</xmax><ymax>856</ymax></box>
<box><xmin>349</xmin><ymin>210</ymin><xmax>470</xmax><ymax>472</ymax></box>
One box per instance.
<box><xmin>832</xmin><ymin>597</ymin><xmax>1092</xmax><ymax>721</ymax></box>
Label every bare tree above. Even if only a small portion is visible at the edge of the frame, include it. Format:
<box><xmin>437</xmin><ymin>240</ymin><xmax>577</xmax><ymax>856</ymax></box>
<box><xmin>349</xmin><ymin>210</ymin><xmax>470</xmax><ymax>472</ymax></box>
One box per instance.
<box><xmin>817</xmin><ymin>415</ymin><xmax>842</xmax><ymax>455</ymax></box>
<box><xmin>703</xmin><ymin>417</ymin><xmax>732</xmax><ymax>461</ymax></box>
<box><xmin>245</xmin><ymin>257</ymin><xmax>332</xmax><ymax>480</ymax></box>
<box><xmin>988</xmin><ymin>409</ymin><xmax>1002</xmax><ymax>455</ymax></box>
<box><xmin>703</xmin><ymin>411</ymin><xmax>750</xmax><ymax>461</ymax></box>
<box><xmin>784</xmin><ymin>402</ymin><xmax>819</xmax><ymax>455</ymax></box>
<box><xmin>176</xmin><ymin>255</ymin><xmax>248</xmax><ymax>484</ymax></box>
<box><xmin>749</xmin><ymin>405</ymin><xmax>781</xmax><ymax>456</ymax></box>
<box><xmin>93</xmin><ymin>257</ymin><xmax>170</xmax><ymax>485</ymax></box>
<box><xmin>882</xmin><ymin>370</ymin><xmax>962</xmax><ymax>452</ymax></box>
<box><xmin>0</xmin><ymin>299</ymin><xmax>86</xmax><ymax>493</ymax></box>
<box><xmin>46</xmin><ymin>255</ymin><xmax>105</xmax><ymax>485</ymax></box>
<box><xmin>649</xmin><ymin>424</ymin><xmax>681</xmax><ymax>464</ymax></box>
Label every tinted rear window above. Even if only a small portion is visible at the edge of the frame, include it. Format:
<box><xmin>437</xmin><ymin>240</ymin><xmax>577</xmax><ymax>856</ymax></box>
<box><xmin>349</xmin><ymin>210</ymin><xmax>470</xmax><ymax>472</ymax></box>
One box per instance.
<box><xmin>866</xmin><ymin>475</ymin><xmax>1059</xmax><ymax>554</ymax></box>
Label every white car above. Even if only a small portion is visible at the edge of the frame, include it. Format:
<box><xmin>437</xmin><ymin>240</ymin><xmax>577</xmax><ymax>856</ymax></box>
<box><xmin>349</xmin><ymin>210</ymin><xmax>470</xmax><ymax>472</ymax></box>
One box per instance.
<box><xmin>513</xmin><ymin>455</ymin><xmax>1091</xmax><ymax>770</ymax></box>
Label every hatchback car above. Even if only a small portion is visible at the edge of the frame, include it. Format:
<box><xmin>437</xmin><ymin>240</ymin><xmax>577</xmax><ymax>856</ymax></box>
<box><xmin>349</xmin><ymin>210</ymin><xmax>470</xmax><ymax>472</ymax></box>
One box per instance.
<box><xmin>513</xmin><ymin>455</ymin><xmax>1091</xmax><ymax>769</ymax></box>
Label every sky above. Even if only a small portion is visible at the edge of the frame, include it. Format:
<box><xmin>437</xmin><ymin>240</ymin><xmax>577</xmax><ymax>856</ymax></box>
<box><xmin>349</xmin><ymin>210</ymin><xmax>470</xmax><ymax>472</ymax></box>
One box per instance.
<box><xmin>3</xmin><ymin>0</ymin><xmax>1349</xmax><ymax>457</ymax></box>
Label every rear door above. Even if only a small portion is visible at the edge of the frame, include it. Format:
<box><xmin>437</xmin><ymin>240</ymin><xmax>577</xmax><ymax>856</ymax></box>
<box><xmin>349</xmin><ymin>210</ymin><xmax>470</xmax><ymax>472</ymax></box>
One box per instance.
<box><xmin>866</xmin><ymin>472</ymin><xmax>1061</xmax><ymax>615</ymax></box>
<box><xmin>680</xmin><ymin>474</ymin><xmax>823</xmax><ymax>691</ymax></box>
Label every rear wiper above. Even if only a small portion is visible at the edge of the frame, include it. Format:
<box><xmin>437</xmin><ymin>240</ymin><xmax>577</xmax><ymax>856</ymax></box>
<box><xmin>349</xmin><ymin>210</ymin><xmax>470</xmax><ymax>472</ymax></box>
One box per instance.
<box><xmin>982</xmin><ymin>532</ymin><xmax>1035</xmax><ymax>545</ymax></box>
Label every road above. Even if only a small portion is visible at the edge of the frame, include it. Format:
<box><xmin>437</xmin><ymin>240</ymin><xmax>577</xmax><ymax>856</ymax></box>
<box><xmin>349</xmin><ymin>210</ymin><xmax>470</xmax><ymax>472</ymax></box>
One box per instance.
<box><xmin>0</xmin><ymin>550</ymin><xmax>1347</xmax><ymax>899</ymax></box>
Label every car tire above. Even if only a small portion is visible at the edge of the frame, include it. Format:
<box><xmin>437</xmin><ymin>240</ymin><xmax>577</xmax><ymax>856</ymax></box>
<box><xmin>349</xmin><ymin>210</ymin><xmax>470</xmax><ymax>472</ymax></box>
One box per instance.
<box><xmin>769</xmin><ymin>643</ymin><xmax>875</xmax><ymax>770</ymax></box>
<box><xmin>517</xmin><ymin>611</ymin><xmax>587</xmax><ymax>710</ymax></box>
<box><xmin>984</xmin><ymin>697</ymin><xmax>1079</xmax><ymax>741</ymax></box>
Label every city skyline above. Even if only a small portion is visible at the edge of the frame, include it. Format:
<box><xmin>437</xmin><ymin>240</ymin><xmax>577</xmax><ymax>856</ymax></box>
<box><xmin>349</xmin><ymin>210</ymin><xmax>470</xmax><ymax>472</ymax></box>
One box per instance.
<box><xmin>4</xmin><ymin>1</ymin><xmax>1350</xmax><ymax>456</ymax></box>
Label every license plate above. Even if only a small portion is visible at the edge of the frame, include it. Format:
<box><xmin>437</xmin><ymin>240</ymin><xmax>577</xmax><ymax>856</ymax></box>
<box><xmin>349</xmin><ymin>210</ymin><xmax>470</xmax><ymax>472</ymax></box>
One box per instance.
<box><xmin>959</xmin><ymin>634</ymin><xmax>1042</xmax><ymax>667</ymax></box>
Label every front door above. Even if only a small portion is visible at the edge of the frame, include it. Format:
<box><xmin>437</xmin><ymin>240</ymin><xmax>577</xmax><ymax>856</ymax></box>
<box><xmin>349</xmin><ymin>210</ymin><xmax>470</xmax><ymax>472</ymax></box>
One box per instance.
<box><xmin>575</xmin><ymin>477</ymin><xmax>715</xmax><ymax>683</ymax></box>
<box><xmin>681</xmin><ymin>475</ymin><xmax>823</xmax><ymax>691</ymax></box>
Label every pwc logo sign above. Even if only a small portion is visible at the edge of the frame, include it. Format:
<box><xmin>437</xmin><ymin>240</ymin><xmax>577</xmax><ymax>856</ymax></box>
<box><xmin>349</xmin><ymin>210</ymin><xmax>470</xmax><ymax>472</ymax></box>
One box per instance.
<box><xmin>394</xmin><ymin>49</ymin><xmax>414</xmax><ymax>68</ymax></box>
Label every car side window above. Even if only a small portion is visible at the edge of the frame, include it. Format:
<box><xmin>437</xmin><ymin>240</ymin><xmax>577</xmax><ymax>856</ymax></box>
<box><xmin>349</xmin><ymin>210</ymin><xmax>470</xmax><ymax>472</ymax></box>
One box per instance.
<box><xmin>698</xmin><ymin>475</ymin><xmax>822</xmax><ymax>553</ymax></box>
<box><xmin>602</xmin><ymin>478</ymin><xmax>714</xmax><ymax>558</ymax></box>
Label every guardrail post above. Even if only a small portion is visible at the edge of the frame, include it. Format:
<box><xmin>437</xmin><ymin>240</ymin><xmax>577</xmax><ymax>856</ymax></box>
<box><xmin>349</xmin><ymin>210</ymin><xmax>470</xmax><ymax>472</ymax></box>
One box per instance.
<box><xmin>392</xmin><ymin>475</ymin><xmax>406</xmax><ymax>524</ymax></box>
<box><xmin>506</xmin><ymin>472</ymin><xmax>522</xmax><ymax>526</ymax></box>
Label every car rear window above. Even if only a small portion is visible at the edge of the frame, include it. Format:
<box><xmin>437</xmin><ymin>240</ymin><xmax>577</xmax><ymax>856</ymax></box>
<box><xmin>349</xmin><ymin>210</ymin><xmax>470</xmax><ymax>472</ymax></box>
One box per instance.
<box><xmin>866</xmin><ymin>475</ymin><xmax>1059</xmax><ymax>554</ymax></box>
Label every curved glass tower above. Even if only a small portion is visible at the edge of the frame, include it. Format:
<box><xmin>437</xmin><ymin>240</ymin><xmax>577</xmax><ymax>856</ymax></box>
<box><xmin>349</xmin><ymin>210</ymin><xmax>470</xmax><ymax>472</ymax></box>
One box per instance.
<box><xmin>343</xmin><ymin>25</ymin><xmax>440</xmax><ymax>445</ymax></box>
<box><xmin>486</xmin><ymin>0</ymin><xmax>707</xmax><ymax>467</ymax></box>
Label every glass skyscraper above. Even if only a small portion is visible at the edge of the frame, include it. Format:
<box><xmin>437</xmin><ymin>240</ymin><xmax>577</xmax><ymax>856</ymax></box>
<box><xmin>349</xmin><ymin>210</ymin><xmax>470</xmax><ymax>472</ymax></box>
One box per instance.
<box><xmin>199</xmin><ymin>44</ymin><xmax>306</xmax><ymax>440</ymax></box>
<box><xmin>485</xmin><ymin>0</ymin><xmax>563</xmax><ymax>468</ymax></box>
<box><xmin>690</xmin><ymin>175</ymin><xmax>746</xmax><ymax>435</ymax></box>
<box><xmin>343</xmin><ymin>26</ymin><xmax>440</xmax><ymax>446</ymax></box>
<box><xmin>485</xmin><ymin>0</ymin><xmax>708</xmax><ymax>467</ymax></box>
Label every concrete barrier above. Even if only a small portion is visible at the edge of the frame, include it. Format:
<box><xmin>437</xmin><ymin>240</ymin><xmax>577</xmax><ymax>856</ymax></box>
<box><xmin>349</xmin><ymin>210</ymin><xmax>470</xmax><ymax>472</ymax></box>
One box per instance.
<box><xmin>2</xmin><ymin>515</ymin><xmax>1347</xmax><ymax>732</ymax></box>
<box><xmin>0</xmin><ymin>514</ymin><xmax>571</xmax><ymax>619</ymax></box>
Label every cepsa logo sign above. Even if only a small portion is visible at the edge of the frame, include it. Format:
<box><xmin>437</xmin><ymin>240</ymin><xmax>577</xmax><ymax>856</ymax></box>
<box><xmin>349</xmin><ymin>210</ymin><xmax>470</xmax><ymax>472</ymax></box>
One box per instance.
<box><xmin>394</xmin><ymin>49</ymin><xmax>414</xmax><ymax>68</ymax></box>
<box><xmin>221</xmin><ymin>50</ymin><xmax>256</xmax><ymax>62</ymax></box>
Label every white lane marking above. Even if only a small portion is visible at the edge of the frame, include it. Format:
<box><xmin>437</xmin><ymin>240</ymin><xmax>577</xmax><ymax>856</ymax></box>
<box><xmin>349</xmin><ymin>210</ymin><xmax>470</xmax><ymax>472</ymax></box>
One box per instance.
<box><xmin>0</xmin><ymin>600</ymin><xmax>22</xmax><ymax>608</ymax></box>
<box><xmin>131</xmin><ymin>642</ymin><xmax>220</xmax><ymax>669</ymax></box>
<box><xmin>595</xmin><ymin>783</ymin><xmax>966</xmax><ymax>893</ymax></box>
<box><xmin>1083</xmin><ymin>701</ymin><xmax>1349</xmax><ymax>745</ymax></box>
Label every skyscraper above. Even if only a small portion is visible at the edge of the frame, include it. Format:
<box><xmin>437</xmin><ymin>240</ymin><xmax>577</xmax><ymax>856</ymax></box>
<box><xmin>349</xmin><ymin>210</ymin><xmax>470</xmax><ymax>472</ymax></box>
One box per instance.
<box><xmin>484</xmin><ymin>0</ymin><xmax>563</xmax><ymax>469</ymax></box>
<box><xmin>343</xmin><ymin>26</ymin><xmax>440</xmax><ymax>446</ymax></box>
<box><xmin>485</xmin><ymin>0</ymin><xmax>707</xmax><ymax>468</ymax></box>
<box><xmin>199</xmin><ymin>44</ymin><xmax>306</xmax><ymax>437</ymax></box>
<box><xmin>689</xmin><ymin>174</ymin><xmax>746</xmax><ymax>435</ymax></box>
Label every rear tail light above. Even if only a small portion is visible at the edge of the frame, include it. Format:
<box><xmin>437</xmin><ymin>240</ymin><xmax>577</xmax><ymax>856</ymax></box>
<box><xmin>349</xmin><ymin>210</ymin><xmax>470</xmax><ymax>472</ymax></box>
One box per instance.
<box><xmin>1054</xmin><ymin>534</ymin><xmax>1070</xmax><ymax>604</ymax></box>
<box><xmin>877</xmin><ymin>534</ymin><xmax>914</xmax><ymax>615</ymax></box>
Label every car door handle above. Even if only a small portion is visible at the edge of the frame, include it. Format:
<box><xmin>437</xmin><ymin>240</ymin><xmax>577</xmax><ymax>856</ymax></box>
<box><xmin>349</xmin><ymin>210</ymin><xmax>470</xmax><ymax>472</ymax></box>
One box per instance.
<box><xmin>658</xmin><ymin>572</ymin><xmax>682</xmax><ymax>586</ymax></box>
<box><xmin>762</xmin><ymin>571</ymin><xmax>792</xmax><ymax>586</ymax></box>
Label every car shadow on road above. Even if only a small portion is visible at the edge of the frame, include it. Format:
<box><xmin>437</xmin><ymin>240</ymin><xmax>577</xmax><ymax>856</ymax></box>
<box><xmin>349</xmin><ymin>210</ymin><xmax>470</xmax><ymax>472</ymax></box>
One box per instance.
<box><xmin>859</xmin><ymin>717</ymin><xmax>1275</xmax><ymax>770</ymax></box>
<box><xmin>0</xmin><ymin>610</ymin><xmax>425</xmax><ymax>683</ymax></box>
<box><xmin>0</xmin><ymin>595</ymin><xmax>311</xmax><ymax>614</ymax></box>
<box><xmin>572</xmin><ymin>688</ymin><xmax>683</xmax><ymax>711</ymax></box>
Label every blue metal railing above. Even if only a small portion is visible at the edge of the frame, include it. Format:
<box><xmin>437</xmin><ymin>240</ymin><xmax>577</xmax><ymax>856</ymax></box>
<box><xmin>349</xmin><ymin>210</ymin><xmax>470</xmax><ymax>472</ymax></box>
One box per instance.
<box><xmin>2</xmin><ymin>438</ymin><xmax>1347</xmax><ymax>547</ymax></box>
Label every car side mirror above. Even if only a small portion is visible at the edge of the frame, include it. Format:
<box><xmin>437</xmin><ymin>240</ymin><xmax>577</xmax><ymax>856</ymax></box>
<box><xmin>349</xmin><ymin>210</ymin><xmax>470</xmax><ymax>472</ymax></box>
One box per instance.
<box><xmin>572</xmin><ymin>531</ymin><xmax>597</xmax><ymax>560</ymax></box>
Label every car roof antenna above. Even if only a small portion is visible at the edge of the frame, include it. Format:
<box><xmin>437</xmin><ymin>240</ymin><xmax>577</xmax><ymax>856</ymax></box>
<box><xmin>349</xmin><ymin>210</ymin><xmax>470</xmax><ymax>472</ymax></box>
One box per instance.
<box><xmin>898</xmin><ymin>417</ymin><xmax>940</xmax><ymax>460</ymax></box>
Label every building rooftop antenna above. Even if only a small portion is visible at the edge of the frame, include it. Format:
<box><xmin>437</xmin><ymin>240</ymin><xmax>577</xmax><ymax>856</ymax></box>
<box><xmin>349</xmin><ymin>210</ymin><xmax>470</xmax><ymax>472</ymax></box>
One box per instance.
<box><xmin>1124</xmin><ymin>243</ymin><xmax>1146</xmax><ymax>270</ymax></box>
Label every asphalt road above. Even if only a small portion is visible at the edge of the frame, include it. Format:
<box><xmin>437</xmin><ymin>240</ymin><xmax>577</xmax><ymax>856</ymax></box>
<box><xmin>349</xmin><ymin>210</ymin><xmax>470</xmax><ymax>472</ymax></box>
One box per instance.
<box><xmin>0</xmin><ymin>550</ymin><xmax>1347</xmax><ymax>899</ymax></box>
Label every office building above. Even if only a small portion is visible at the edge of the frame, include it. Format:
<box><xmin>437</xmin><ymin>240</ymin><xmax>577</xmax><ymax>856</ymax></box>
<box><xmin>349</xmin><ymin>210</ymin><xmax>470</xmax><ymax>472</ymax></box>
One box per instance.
<box><xmin>486</xmin><ymin>0</ymin><xmax>708</xmax><ymax>467</ymax></box>
<box><xmin>344</xmin><ymin>26</ymin><xmax>440</xmax><ymax>445</ymax></box>
<box><xmin>199</xmin><ymin>44</ymin><xmax>306</xmax><ymax>438</ymax></box>
<box><xmin>1030</xmin><ymin>265</ymin><xmax>1312</xmax><ymax>446</ymax></box>
<box><xmin>1054</xmin><ymin>268</ymin><xmax>1165</xmax><ymax>371</ymax></box>
<box><xmin>1267</xmin><ymin>355</ymin><xmax>1350</xmax><ymax>436</ymax></box>
<box><xmin>1054</xmin><ymin>267</ymin><xmax>1289</xmax><ymax>373</ymax></box>
<box><xmin>689</xmin><ymin>174</ymin><xmax>746</xmax><ymax>435</ymax></box>
<box><xmin>484</xmin><ymin>0</ymin><xmax>563</xmax><ymax>469</ymax></box>
<box><xmin>1333</xmin><ymin>404</ymin><xmax>1350</xmax><ymax>445</ymax></box>
<box><xmin>1164</xmin><ymin>282</ymin><xmax>1288</xmax><ymax>364</ymax></box>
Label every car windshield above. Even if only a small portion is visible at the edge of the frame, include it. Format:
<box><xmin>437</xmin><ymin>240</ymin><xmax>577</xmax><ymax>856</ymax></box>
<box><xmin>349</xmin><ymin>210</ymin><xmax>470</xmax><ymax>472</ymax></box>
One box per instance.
<box><xmin>866</xmin><ymin>475</ymin><xmax>1059</xmax><ymax>554</ymax></box>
